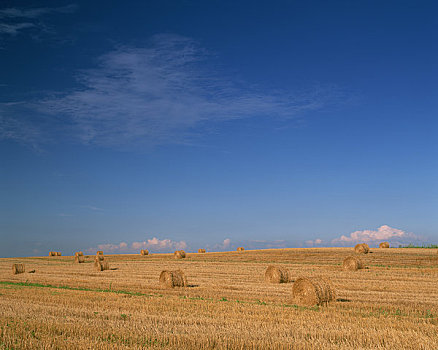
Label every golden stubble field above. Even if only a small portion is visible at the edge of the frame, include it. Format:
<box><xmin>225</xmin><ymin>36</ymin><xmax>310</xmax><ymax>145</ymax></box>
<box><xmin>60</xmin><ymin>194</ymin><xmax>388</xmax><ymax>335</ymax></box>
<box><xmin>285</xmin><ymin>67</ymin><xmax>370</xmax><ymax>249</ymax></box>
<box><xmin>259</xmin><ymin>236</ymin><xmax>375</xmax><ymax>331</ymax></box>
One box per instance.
<box><xmin>1</xmin><ymin>247</ymin><xmax>438</xmax><ymax>349</ymax></box>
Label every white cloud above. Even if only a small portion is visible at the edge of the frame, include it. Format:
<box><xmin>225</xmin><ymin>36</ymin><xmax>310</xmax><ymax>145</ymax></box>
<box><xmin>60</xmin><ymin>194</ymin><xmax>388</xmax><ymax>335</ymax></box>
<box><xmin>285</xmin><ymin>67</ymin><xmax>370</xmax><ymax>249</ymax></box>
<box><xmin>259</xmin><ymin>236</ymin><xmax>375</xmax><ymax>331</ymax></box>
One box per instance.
<box><xmin>331</xmin><ymin>225</ymin><xmax>421</xmax><ymax>246</ymax></box>
<box><xmin>12</xmin><ymin>34</ymin><xmax>339</xmax><ymax>149</ymax></box>
<box><xmin>305</xmin><ymin>238</ymin><xmax>323</xmax><ymax>246</ymax></box>
<box><xmin>222</xmin><ymin>238</ymin><xmax>231</xmax><ymax>248</ymax></box>
<box><xmin>95</xmin><ymin>242</ymin><xmax>129</xmax><ymax>253</ymax></box>
<box><xmin>131</xmin><ymin>237</ymin><xmax>187</xmax><ymax>251</ymax></box>
<box><xmin>0</xmin><ymin>4</ymin><xmax>77</xmax><ymax>36</ymax></box>
<box><xmin>87</xmin><ymin>237</ymin><xmax>187</xmax><ymax>254</ymax></box>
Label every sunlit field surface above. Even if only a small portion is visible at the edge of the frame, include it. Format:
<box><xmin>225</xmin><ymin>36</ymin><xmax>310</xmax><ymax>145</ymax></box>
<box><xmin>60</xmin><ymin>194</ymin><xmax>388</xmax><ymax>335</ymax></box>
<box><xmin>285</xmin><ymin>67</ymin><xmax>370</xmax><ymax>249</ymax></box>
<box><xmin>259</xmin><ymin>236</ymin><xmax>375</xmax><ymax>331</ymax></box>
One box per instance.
<box><xmin>1</xmin><ymin>248</ymin><xmax>438</xmax><ymax>349</ymax></box>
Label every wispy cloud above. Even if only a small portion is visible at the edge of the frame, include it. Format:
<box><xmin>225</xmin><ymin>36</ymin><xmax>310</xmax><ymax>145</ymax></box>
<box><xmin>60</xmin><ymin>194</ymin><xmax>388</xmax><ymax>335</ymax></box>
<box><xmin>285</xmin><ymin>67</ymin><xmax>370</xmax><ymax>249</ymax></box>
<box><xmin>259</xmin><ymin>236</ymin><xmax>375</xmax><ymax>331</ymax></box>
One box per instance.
<box><xmin>331</xmin><ymin>225</ymin><xmax>422</xmax><ymax>246</ymax></box>
<box><xmin>0</xmin><ymin>5</ymin><xmax>77</xmax><ymax>19</ymax></box>
<box><xmin>86</xmin><ymin>237</ymin><xmax>187</xmax><ymax>254</ymax></box>
<box><xmin>0</xmin><ymin>104</ymin><xmax>42</xmax><ymax>149</ymax></box>
<box><xmin>80</xmin><ymin>205</ymin><xmax>104</xmax><ymax>211</ymax></box>
<box><xmin>0</xmin><ymin>4</ymin><xmax>77</xmax><ymax>36</ymax></box>
<box><xmin>1</xmin><ymin>34</ymin><xmax>339</xmax><ymax>149</ymax></box>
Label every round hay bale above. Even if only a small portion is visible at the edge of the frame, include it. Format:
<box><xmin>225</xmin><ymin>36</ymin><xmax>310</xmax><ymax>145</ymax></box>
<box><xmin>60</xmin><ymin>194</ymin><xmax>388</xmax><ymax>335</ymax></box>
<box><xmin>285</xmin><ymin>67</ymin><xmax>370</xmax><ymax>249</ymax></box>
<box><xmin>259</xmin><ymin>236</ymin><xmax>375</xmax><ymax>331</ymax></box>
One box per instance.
<box><xmin>96</xmin><ymin>251</ymin><xmax>104</xmax><ymax>255</ymax></box>
<box><xmin>354</xmin><ymin>243</ymin><xmax>369</xmax><ymax>254</ymax></box>
<box><xmin>75</xmin><ymin>255</ymin><xmax>85</xmax><ymax>263</ymax></box>
<box><xmin>140</xmin><ymin>249</ymin><xmax>149</xmax><ymax>256</ymax></box>
<box><xmin>49</xmin><ymin>251</ymin><xmax>56</xmax><ymax>256</ymax></box>
<box><xmin>12</xmin><ymin>264</ymin><xmax>25</xmax><ymax>275</ymax></box>
<box><xmin>237</xmin><ymin>247</ymin><xmax>245</xmax><ymax>252</ymax></box>
<box><xmin>159</xmin><ymin>270</ymin><xmax>187</xmax><ymax>288</ymax></box>
<box><xmin>292</xmin><ymin>277</ymin><xmax>337</xmax><ymax>306</ymax></box>
<box><xmin>75</xmin><ymin>251</ymin><xmax>84</xmax><ymax>257</ymax></box>
<box><xmin>94</xmin><ymin>255</ymin><xmax>105</xmax><ymax>267</ymax></box>
<box><xmin>379</xmin><ymin>242</ymin><xmax>390</xmax><ymax>248</ymax></box>
<box><xmin>342</xmin><ymin>256</ymin><xmax>364</xmax><ymax>271</ymax></box>
<box><xmin>198</xmin><ymin>249</ymin><xmax>206</xmax><ymax>253</ymax></box>
<box><xmin>95</xmin><ymin>261</ymin><xmax>109</xmax><ymax>271</ymax></box>
<box><xmin>265</xmin><ymin>265</ymin><xmax>290</xmax><ymax>283</ymax></box>
<box><xmin>174</xmin><ymin>250</ymin><xmax>186</xmax><ymax>259</ymax></box>
<box><xmin>56</xmin><ymin>252</ymin><xmax>62</xmax><ymax>256</ymax></box>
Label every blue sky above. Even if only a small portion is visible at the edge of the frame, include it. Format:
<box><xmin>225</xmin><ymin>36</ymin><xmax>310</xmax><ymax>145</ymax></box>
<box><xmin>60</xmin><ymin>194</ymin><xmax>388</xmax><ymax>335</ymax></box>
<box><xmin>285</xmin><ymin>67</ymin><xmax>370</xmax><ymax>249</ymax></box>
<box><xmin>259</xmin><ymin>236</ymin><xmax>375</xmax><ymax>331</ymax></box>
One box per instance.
<box><xmin>1</xmin><ymin>1</ymin><xmax>437</xmax><ymax>257</ymax></box>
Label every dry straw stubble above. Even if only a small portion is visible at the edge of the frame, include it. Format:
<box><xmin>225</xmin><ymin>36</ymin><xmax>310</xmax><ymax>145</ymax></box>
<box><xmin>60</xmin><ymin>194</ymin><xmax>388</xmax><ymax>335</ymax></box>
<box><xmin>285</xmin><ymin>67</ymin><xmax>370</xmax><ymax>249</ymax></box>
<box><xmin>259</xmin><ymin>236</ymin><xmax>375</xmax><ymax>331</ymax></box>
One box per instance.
<box><xmin>265</xmin><ymin>265</ymin><xmax>290</xmax><ymax>283</ymax></box>
<box><xmin>292</xmin><ymin>277</ymin><xmax>336</xmax><ymax>306</ymax></box>
<box><xmin>159</xmin><ymin>270</ymin><xmax>188</xmax><ymax>288</ymax></box>
<box><xmin>12</xmin><ymin>264</ymin><xmax>25</xmax><ymax>275</ymax></box>
<box><xmin>174</xmin><ymin>250</ymin><xmax>186</xmax><ymax>259</ymax></box>
<box><xmin>354</xmin><ymin>243</ymin><xmax>370</xmax><ymax>254</ymax></box>
<box><xmin>342</xmin><ymin>256</ymin><xmax>364</xmax><ymax>271</ymax></box>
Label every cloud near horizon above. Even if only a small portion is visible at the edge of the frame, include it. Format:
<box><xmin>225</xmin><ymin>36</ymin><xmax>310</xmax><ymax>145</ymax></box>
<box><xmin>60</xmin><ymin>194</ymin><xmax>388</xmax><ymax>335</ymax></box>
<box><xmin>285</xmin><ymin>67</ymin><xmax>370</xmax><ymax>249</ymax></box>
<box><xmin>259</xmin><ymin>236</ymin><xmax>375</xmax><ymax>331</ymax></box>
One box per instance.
<box><xmin>86</xmin><ymin>237</ymin><xmax>187</xmax><ymax>254</ymax></box>
<box><xmin>331</xmin><ymin>225</ymin><xmax>421</xmax><ymax>246</ymax></box>
<box><xmin>1</xmin><ymin>34</ymin><xmax>341</xmax><ymax>149</ymax></box>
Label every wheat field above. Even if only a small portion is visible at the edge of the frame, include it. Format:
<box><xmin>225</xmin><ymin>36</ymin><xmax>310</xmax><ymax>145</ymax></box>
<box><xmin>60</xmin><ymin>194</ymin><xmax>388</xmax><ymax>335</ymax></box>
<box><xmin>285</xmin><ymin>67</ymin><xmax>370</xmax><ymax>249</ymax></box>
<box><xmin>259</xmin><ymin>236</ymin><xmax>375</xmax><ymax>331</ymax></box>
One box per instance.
<box><xmin>1</xmin><ymin>248</ymin><xmax>437</xmax><ymax>349</ymax></box>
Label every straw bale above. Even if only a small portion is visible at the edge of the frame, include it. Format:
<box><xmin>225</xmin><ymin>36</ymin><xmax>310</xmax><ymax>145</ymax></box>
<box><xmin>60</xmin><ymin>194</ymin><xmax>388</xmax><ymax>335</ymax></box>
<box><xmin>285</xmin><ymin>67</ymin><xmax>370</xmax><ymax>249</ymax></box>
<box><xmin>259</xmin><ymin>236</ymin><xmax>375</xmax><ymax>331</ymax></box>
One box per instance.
<box><xmin>95</xmin><ymin>261</ymin><xmax>109</xmax><ymax>271</ymax></box>
<box><xmin>140</xmin><ymin>249</ymin><xmax>149</xmax><ymax>256</ymax></box>
<box><xmin>354</xmin><ymin>243</ymin><xmax>370</xmax><ymax>254</ymax></box>
<box><xmin>342</xmin><ymin>256</ymin><xmax>364</xmax><ymax>271</ymax></box>
<box><xmin>237</xmin><ymin>247</ymin><xmax>245</xmax><ymax>252</ymax></box>
<box><xmin>379</xmin><ymin>242</ymin><xmax>390</xmax><ymax>248</ymax></box>
<box><xmin>12</xmin><ymin>264</ymin><xmax>25</xmax><ymax>275</ymax></box>
<box><xmin>174</xmin><ymin>250</ymin><xmax>186</xmax><ymax>259</ymax></box>
<box><xmin>159</xmin><ymin>270</ymin><xmax>187</xmax><ymax>288</ymax></box>
<box><xmin>292</xmin><ymin>277</ymin><xmax>336</xmax><ymax>306</ymax></box>
<box><xmin>75</xmin><ymin>255</ymin><xmax>85</xmax><ymax>263</ymax></box>
<box><xmin>265</xmin><ymin>265</ymin><xmax>290</xmax><ymax>283</ymax></box>
<box><xmin>198</xmin><ymin>249</ymin><xmax>206</xmax><ymax>253</ymax></box>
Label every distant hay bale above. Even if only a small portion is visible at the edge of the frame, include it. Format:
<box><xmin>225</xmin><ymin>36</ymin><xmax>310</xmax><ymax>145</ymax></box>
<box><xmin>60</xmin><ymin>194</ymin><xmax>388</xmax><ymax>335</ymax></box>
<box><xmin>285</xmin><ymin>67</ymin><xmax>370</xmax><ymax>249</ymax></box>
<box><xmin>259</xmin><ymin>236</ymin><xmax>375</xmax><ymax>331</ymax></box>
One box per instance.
<box><xmin>342</xmin><ymin>256</ymin><xmax>364</xmax><ymax>271</ymax></box>
<box><xmin>96</xmin><ymin>251</ymin><xmax>104</xmax><ymax>255</ymax></box>
<box><xmin>12</xmin><ymin>264</ymin><xmax>25</xmax><ymax>275</ymax></box>
<box><xmin>140</xmin><ymin>249</ymin><xmax>149</xmax><ymax>256</ymax></box>
<box><xmin>94</xmin><ymin>255</ymin><xmax>104</xmax><ymax>267</ymax></box>
<box><xmin>237</xmin><ymin>247</ymin><xmax>245</xmax><ymax>252</ymax></box>
<box><xmin>379</xmin><ymin>242</ymin><xmax>390</xmax><ymax>248</ymax></box>
<box><xmin>56</xmin><ymin>252</ymin><xmax>62</xmax><ymax>256</ymax></box>
<box><xmin>75</xmin><ymin>251</ymin><xmax>84</xmax><ymax>257</ymax></box>
<box><xmin>159</xmin><ymin>270</ymin><xmax>187</xmax><ymax>288</ymax></box>
<box><xmin>49</xmin><ymin>251</ymin><xmax>56</xmax><ymax>256</ymax></box>
<box><xmin>95</xmin><ymin>261</ymin><xmax>109</xmax><ymax>271</ymax></box>
<box><xmin>265</xmin><ymin>265</ymin><xmax>290</xmax><ymax>283</ymax></box>
<box><xmin>198</xmin><ymin>249</ymin><xmax>206</xmax><ymax>253</ymax></box>
<box><xmin>292</xmin><ymin>277</ymin><xmax>337</xmax><ymax>306</ymax></box>
<box><xmin>354</xmin><ymin>243</ymin><xmax>370</xmax><ymax>254</ymax></box>
<box><xmin>174</xmin><ymin>250</ymin><xmax>186</xmax><ymax>259</ymax></box>
<box><xmin>75</xmin><ymin>255</ymin><xmax>85</xmax><ymax>263</ymax></box>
